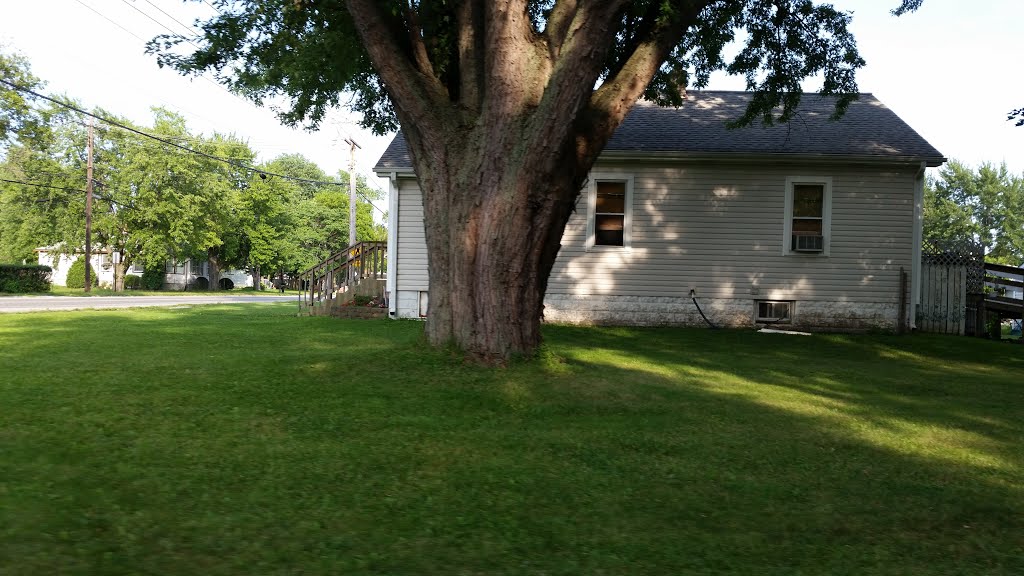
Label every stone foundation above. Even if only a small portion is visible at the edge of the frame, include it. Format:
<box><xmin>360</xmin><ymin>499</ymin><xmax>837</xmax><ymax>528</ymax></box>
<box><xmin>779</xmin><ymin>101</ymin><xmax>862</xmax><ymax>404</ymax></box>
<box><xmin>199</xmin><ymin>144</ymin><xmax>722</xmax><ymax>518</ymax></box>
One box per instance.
<box><xmin>542</xmin><ymin>294</ymin><xmax>899</xmax><ymax>332</ymax></box>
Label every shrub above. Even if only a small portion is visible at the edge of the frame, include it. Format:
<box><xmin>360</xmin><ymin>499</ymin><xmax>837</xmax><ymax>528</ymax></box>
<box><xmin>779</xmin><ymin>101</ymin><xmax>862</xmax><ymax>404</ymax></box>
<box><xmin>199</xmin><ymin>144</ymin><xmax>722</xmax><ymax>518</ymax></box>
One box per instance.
<box><xmin>141</xmin><ymin>267</ymin><xmax>164</xmax><ymax>291</ymax></box>
<box><xmin>0</xmin><ymin>264</ymin><xmax>52</xmax><ymax>293</ymax></box>
<box><xmin>65</xmin><ymin>258</ymin><xmax>98</xmax><ymax>289</ymax></box>
<box><xmin>124</xmin><ymin>274</ymin><xmax>142</xmax><ymax>290</ymax></box>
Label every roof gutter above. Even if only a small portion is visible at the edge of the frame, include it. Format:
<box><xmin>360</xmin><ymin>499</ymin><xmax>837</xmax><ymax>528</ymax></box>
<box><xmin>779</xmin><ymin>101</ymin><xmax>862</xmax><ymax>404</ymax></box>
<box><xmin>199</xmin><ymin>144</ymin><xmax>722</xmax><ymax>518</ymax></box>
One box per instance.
<box><xmin>376</xmin><ymin>151</ymin><xmax>948</xmax><ymax>175</ymax></box>
<box><xmin>597</xmin><ymin>150</ymin><xmax>947</xmax><ymax>167</ymax></box>
<box><xmin>374</xmin><ymin>166</ymin><xmax>416</xmax><ymax>177</ymax></box>
<box><xmin>910</xmin><ymin>161</ymin><xmax>928</xmax><ymax>331</ymax></box>
<box><xmin>386</xmin><ymin>171</ymin><xmax>399</xmax><ymax>318</ymax></box>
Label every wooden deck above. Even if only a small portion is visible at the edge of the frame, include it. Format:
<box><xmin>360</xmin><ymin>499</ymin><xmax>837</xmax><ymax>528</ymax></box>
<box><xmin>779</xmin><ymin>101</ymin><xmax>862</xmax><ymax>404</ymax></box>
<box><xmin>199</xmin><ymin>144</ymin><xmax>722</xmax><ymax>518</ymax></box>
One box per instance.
<box><xmin>980</xmin><ymin>262</ymin><xmax>1023</xmax><ymax>341</ymax></box>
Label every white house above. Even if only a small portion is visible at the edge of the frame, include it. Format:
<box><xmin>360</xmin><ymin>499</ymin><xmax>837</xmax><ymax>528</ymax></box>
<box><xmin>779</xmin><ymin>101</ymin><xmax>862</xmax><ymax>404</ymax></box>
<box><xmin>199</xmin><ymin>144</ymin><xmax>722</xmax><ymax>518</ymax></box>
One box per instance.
<box><xmin>374</xmin><ymin>91</ymin><xmax>946</xmax><ymax>332</ymax></box>
<box><xmin>35</xmin><ymin>247</ymin><xmax>143</xmax><ymax>288</ymax></box>
<box><xmin>36</xmin><ymin>247</ymin><xmax>254</xmax><ymax>290</ymax></box>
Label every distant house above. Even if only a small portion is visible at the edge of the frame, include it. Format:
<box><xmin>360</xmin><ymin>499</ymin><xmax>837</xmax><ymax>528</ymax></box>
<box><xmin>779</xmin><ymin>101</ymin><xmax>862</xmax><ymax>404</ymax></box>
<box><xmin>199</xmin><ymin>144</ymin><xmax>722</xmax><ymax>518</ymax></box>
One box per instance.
<box><xmin>35</xmin><ymin>247</ymin><xmax>143</xmax><ymax>288</ymax></box>
<box><xmin>374</xmin><ymin>91</ymin><xmax>946</xmax><ymax>331</ymax></box>
<box><xmin>35</xmin><ymin>247</ymin><xmax>253</xmax><ymax>290</ymax></box>
<box><xmin>161</xmin><ymin>258</ymin><xmax>254</xmax><ymax>291</ymax></box>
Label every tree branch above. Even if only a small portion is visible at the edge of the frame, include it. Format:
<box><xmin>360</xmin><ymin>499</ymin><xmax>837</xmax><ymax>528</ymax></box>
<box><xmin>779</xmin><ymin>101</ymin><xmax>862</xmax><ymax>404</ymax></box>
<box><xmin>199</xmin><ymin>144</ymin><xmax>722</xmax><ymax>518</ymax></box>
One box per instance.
<box><xmin>344</xmin><ymin>0</ymin><xmax>450</xmax><ymax>133</ymax></box>
<box><xmin>527</xmin><ymin>0</ymin><xmax>632</xmax><ymax>132</ymax></box>
<box><xmin>456</xmin><ymin>0</ymin><xmax>485</xmax><ymax>112</ymax></box>
<box><xmin>577</xmin><ymin>0</ymin><xmax>712</xmax><ymax>169</ymax></box>
<box><xmin>403</xmin><ymin>1</ymin><xmax>439</xmax><ymax>82</ymax></box>
<box><xmin>545</xmin><ymin>0</ymin><xmax>579</xmax><ymax>58</ymax></box>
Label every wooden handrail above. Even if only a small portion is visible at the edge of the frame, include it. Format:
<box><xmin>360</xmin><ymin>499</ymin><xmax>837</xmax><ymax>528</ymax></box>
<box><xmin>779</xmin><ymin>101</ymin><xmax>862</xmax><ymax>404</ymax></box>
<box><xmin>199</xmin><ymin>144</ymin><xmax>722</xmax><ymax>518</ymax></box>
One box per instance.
<box><xmin>299</xmin><ymin>241</ymin><xmax>387</xmax><ymax>313</ymax></box>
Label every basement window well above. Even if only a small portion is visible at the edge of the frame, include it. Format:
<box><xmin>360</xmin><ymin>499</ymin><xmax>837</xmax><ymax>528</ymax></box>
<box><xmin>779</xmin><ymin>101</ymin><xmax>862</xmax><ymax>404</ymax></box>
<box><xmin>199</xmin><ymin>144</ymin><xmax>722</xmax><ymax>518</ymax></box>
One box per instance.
<box><xmin>756</xmin><ymin>300</ymin><xmax>793</xmax><ymax>324</ymax></box>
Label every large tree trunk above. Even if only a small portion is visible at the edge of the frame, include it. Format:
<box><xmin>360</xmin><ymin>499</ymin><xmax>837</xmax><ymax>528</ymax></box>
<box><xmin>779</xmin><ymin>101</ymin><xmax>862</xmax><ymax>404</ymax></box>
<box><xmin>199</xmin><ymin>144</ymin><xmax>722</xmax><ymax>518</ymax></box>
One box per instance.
<box><xmin>113</xmin><ymin>261</ymin><xmax>125</xmax><ymax>292</ymax></box>
<box><xmin>207</xmin><ymin>247</ymin><xmax>221</xmax><ymax>291</ymax></box>
<box><xmin>346</xmin><ymin>0</ymin><xmax>699</xmax><ymax>362</ymax></box>
<box><xmin>416</xmin><ymin>122</ymin><xmax>583</xmax><ymax>363</ymax></box>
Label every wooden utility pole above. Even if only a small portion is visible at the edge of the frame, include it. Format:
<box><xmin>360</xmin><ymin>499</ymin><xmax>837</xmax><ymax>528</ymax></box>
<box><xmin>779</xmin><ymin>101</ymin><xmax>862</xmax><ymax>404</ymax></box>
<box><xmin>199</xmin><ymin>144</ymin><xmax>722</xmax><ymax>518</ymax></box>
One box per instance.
<box><xmin>344</xmin><ymin>138</ymin><xmax>361</xmax><ymax>247</ymax></box>
<box><xmin>84</xmin><ymin>119</ymin><xmax>94</xmax><ymax>292</ymax></box>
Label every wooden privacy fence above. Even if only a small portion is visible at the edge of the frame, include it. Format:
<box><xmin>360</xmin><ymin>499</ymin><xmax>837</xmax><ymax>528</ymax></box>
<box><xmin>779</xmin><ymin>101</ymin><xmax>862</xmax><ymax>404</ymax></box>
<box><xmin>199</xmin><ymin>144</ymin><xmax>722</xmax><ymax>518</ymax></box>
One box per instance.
<box><xmin>917</xmin><ymin>239</ymin><xmax>984</xmax><ymax>335</ymax></box>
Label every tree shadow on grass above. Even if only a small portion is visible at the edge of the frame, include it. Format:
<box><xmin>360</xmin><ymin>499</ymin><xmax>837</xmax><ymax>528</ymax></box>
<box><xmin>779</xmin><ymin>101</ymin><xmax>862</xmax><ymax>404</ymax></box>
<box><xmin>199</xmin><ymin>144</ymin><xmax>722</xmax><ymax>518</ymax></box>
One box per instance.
<box><xmin>3</xmin><ymin>312</ymin><xmax>1023</xmax><ymax>575</ymax></box>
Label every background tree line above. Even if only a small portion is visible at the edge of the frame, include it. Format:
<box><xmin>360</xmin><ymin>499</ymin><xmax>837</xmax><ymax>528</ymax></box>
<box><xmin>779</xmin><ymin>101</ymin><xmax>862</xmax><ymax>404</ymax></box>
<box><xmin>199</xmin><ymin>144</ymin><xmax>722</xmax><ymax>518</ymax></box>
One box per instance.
<box><xmin>924</xmin><ymin>159</ymin><xmax>1024</xmax><ymax>266</ymax></box>
<box><xmin>0</xmin><ymin>49</ymin><xmax>384</xmax><ymax>290</ymax></box>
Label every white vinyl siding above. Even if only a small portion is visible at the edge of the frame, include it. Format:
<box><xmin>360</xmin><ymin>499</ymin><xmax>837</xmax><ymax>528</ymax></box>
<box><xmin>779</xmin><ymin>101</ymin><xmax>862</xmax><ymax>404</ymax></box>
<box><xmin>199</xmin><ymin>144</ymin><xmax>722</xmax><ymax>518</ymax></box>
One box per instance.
<box><xmin>549</xmin><ymin>160</ymin><xmax>915</xmax><ymax>304</ymax></box>
<box><xmin>390</xmin><ymin>159</ymin><xmax>916</xmax><ymax>312</ymax></box>
<box><xmin>396</xmin><ymin>178</ymin><xmax>429</xmax><ymax>291</ymax></box>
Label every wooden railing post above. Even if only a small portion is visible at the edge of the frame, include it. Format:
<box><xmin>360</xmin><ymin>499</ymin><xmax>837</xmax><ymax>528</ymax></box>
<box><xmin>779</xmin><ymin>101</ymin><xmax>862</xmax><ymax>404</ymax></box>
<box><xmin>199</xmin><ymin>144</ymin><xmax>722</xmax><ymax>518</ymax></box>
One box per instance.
<box><xmin>297</xmin><ymin>241</ymin><xmax>390</xmax><ymax>315</ymax></box>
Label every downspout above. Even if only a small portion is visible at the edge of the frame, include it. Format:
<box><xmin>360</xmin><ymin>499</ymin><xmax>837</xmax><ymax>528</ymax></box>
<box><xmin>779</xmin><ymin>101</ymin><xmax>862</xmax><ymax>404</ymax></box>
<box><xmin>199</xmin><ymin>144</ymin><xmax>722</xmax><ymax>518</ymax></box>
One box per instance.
<box><xmin>386</xmin><ymin>171</ymin><xmax>399</xmax><ymax>318</ymax></box>
<box><xmin>911</xmin><ymin>162</ymin><xmax>926</xmax><ymax>330</ymax></box>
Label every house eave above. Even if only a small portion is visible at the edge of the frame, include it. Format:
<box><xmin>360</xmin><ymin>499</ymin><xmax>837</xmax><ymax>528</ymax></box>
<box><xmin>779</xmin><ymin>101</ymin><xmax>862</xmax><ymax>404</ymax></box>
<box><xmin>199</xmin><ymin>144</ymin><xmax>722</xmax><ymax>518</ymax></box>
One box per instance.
<box><xmin>597</xmin><ymin>150</ymin><xmax>947</xmax><ymax>167</ymax></box>
<box><xmin>375</xmin><ymin>152</ymin><xmax>947</xmax><ymax>177</ymax></box>
<box><xmin>374</xmin><ymin>166</ymin><xmax>416</xmax><ymax>177</ymax></box>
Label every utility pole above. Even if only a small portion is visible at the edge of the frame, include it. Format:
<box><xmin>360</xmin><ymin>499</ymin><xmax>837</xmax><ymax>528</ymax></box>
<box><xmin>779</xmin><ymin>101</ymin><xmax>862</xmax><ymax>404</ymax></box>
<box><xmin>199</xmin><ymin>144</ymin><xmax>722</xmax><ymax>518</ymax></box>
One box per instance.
<box><xmin>84</xmin><ymin>119</ymin><xmax>94</xmax><ymax>292</ymax></box>
<box><xmin>344</xmin><ymin>138</ymin><xmax>361</xmax><ymax>247</ymax></box>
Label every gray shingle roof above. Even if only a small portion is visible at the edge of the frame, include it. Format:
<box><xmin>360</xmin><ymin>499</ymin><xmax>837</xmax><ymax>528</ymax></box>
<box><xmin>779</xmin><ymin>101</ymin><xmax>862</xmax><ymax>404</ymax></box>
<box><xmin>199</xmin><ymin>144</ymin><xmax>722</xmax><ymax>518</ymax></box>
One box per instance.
<box><xmin>374</xmin><ymin>91</ymin><xmax>944</xmax><ymax>171</ymax></box>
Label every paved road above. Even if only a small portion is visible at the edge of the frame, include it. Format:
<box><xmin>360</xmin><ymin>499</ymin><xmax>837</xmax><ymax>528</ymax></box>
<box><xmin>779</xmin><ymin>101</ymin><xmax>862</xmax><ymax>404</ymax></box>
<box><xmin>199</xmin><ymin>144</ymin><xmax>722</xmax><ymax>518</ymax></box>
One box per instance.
<box><xmin>0</xmin><ymin>294</ymin><xmax>297</xmax><ymax>313</ymax></box>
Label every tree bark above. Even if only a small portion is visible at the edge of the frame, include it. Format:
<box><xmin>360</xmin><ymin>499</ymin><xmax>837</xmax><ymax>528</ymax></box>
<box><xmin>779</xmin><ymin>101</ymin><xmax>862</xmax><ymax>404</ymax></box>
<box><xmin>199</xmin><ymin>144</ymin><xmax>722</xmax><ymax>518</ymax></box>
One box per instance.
<box><xmin>207</xmin><ymin>247</ymin><xmax>221</xmax><ymax>291</ymax></box>
<box><xmin>413</xmin><ymin>118</ymin><xmax>584</xmax><ymax>363</ymax></box>
<box><xmin>345</xmin><ymin>0</ymin><xmax>707</xmax><ymax>363</ymax></box>
<box><xmin>113</xmin><ymin>260</ymin><xmax>125</xmax><ymax>292</ymax></box>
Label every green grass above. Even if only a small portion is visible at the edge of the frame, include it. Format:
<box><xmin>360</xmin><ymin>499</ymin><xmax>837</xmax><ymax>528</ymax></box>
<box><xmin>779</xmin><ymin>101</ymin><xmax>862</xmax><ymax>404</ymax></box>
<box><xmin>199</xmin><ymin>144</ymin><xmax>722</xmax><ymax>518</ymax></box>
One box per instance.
<box><xmin>3</xmin><ymin>286</ymin><xmax>299</xmax><ymax>297</ymax></box>
<box><xmin>1</xmin><ymin>305</ymin><xmax>1022</xmax><ymax>575</ymax></box>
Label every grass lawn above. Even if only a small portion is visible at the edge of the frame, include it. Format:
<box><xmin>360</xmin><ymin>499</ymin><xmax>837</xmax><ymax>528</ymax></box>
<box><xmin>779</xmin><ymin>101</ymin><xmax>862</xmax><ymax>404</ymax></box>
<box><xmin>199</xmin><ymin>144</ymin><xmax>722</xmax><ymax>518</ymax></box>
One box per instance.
<box><xmin>1</xmin><ymin>304</ymin><xmax>1022</xmax><ymax>575</ymax></box>
<box><xmin>2</xmin><ymin>286</ymin><xmax>300</xmax><ymax>297</ymax></box>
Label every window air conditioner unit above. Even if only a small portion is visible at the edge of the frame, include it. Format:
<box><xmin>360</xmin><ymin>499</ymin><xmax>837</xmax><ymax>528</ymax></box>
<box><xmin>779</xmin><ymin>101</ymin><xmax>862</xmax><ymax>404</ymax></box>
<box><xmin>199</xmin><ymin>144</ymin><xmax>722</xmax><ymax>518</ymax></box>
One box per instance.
<box><xmin>792</xmin><ymin>234</ymin><xmax>824</xmax><ymax>252</ymax></box>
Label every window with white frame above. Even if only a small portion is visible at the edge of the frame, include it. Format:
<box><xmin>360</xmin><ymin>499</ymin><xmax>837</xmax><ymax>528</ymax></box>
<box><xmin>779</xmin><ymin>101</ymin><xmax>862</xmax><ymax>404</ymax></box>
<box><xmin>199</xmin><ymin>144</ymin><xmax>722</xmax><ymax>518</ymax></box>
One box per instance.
<box><xmin>756</xmin><ymin>300</ymin><xmax>793</xmax><ymax>324</ymax></box>
<box><xmin>586</xmin><ymin>174</ymin><xmax>633</xmax><ymax>249</ymax></box>
<box><xmin>165</xmin><ymin>259</ymin><xmax>186</xmax><ymax>274</ymax></box>
<box><xmin>129</xmin><ymin>262</ymin><xmax>144</xmax><ymax>274</ymax></box>
<box><xmin>190</xmin><ymin>259</ymin><xmax>208</xmax><ymax>277</ymax></box>
<box><xmin>783</xmin><ymin>176</ymin><xmax>832</xmax><ymax>255</ymax></box>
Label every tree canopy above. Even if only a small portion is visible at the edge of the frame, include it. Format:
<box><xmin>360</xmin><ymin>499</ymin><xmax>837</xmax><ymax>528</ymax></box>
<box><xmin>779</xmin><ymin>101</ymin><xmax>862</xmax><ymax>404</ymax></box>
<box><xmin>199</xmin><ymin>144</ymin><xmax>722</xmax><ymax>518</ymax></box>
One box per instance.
<box><xmin>152</xmin><ymin>1</ymin><xmax>929</xmax><ymax>133</ymax></box>
<box><xmin>0</xmin><ymin>49</ymin><xmax>382</xmax><ymax>287</ymax></box>
<box><xmin>924</xmin><ymin>160</ymin><xmax>1024</xmax><ymax>265</ymax></box>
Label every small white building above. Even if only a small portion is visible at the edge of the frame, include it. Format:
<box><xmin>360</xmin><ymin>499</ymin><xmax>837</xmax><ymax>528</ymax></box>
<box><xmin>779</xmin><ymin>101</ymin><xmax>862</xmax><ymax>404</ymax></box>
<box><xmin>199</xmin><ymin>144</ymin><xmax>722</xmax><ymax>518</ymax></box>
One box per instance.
<box><xmin>36</xmin><ymin>247</ymin><xmax>254</xmax><ymax>290</ymax></box>
<box><xmin>374</xmin><ymin>92</ymin><xmax>947</xmax><ymax>332</ymax></box>
<box><xmin>35</xmin><ymin>247</ymin><xmax>142</xmax><ymax>288</ymax></box>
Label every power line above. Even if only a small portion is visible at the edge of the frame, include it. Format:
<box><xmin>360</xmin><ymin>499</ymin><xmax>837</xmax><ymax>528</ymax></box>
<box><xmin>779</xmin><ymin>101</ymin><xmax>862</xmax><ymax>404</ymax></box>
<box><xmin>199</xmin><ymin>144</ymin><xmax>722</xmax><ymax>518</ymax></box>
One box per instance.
<box><xmin>74</xmin><ymin>0</ymin><xmax>264</xmax><ymax>124</ymax></box>
<box><xmin>2</xmin><ymin>78</ymin><xmax>331</xmax><ymax>185</ymax></box>
<box><xmin>1</xmin><ymin>81</ymin><xmax>389</xmax><ymax>217</ymax></box>
<box><xmin>119</xmin><ymin>0</ymin><xmax>202</xmax><ymax>50</ymax></box>
<box><xmin>72</xmin><ymin>0</ymin><xmax>388</xmax><ymax>217</ymax></box>
<box><xmin>72</xmin><ymin>0</ymin><xmax>147</xmax><ymax>42</ymax></box>
<box><xmin>0</xmin><ymin>177</ymin><xmax>85</xmax><ymax>194</ymax></box>
<box><xmin>140</xmin><ymin>0</ymin><xmax>200</xmax><ymax>38</ymax></box>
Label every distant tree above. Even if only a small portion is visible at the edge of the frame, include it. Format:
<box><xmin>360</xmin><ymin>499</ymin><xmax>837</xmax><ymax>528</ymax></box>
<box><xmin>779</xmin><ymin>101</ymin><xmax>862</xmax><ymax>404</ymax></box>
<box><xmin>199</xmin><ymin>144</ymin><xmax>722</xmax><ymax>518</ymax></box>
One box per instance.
<box><xmin>924</xmin><ymin>160</ymin><xmax>1024</xmax><ymax>265</ymax></box>
<box><xmin>0</xmin><ymin>48</ymin><xmax>45</xmax><ymax>147</ymax></box>
<box><xmin>0</xmin><ymin>103</ymin><xmax>91</xmax><ymax>263</ymax></box>
<box><xmin>1009</xmin><ymin>108</ymin><xmax>1024</xmax><ymax>127</ymax></box>
<box><xmin>65</xmin><ymin>256</ymin><xmax>97</xmax><ymax>289</ymax></box>
<box><xmin>112</xmin><ymin>109</ymin><xmax>255</xmax><ymax>285</ymax></box>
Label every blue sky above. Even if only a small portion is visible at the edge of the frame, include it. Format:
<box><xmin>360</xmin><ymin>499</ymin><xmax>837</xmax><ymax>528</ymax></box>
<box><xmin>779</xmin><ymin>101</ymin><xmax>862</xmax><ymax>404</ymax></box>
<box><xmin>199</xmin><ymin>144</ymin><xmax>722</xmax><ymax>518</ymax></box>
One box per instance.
<box><xmin>2</xmin><ymin>0</ymin><xmax>1021</xmax><ymax>186</ymax></box>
